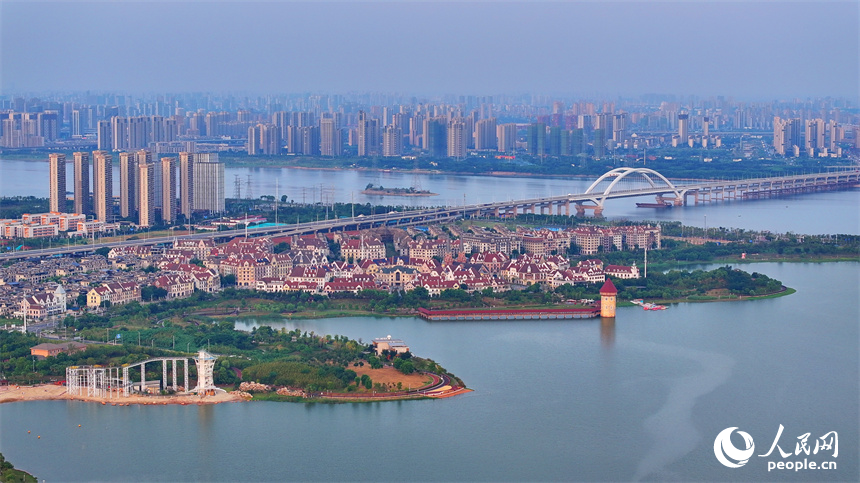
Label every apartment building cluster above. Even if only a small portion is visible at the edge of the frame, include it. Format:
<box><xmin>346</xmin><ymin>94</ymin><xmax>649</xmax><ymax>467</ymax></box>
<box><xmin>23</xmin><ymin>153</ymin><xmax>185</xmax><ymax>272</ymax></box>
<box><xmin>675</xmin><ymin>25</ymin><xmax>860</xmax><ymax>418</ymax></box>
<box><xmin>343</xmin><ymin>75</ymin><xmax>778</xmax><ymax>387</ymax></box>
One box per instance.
<box><xmin>0</xmin><ymin>111</ymin><xmax>58</xmax><ymax>148</ymax></box>
<box><xmin>773</xmin><ymin>116</ymin><xmax>847</xmax><ymax>157</ymax></box>
<box><xmin>44</xmin><ymin>150</ymin><xmax>225</xmax><ymax>230</ymax></box>
<box><xmin>5</xmin><ymin>93</ymin><xmax>858</xmax><ymax>162</ymax></box>
<box><xmin>0</xmin><ymin>212</ymin><xmax>119</xmax><ymax>239</ymax></box>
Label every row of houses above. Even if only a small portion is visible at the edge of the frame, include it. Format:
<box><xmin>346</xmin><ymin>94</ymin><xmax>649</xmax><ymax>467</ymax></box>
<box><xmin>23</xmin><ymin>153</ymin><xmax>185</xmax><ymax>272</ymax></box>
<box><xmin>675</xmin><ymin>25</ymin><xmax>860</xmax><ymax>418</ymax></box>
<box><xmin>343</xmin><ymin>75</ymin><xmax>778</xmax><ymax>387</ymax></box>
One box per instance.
<box><xmin>1</xmin><ymin>212</ymin><xmax>119</xmax><ymax>239</ymax></box>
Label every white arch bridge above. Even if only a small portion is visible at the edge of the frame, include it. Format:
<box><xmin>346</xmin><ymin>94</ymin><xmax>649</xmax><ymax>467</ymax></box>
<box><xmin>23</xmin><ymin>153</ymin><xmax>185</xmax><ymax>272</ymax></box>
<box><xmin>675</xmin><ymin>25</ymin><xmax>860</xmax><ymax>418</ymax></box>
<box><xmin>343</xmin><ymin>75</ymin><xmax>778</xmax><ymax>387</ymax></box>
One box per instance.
<box><xmin>452</xmin><ymin>167</ymin><xmax>860</xmax><ymax>217</ymax></box>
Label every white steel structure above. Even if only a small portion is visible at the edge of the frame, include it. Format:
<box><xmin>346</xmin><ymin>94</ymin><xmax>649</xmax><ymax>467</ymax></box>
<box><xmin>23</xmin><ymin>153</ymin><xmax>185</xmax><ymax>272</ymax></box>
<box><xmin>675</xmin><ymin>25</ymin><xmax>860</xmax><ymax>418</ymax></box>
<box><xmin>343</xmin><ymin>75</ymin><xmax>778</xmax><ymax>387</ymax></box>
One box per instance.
<box><xmin>66</xmin><ymin>355</ymin><xmax>198</xmax><ymax>398</ymax></box>
<box><xmin>191</xmin><ymin>350</ymin><xmax>223</xmax><ymax>394</ymax></box>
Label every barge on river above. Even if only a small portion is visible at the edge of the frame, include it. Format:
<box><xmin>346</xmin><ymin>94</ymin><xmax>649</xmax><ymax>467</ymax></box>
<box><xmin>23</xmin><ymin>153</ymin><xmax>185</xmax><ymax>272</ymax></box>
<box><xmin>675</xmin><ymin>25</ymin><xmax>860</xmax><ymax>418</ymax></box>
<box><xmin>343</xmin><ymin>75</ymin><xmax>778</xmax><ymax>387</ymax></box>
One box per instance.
<box><xmin>417</xmin><ymin>307</ymin><xmax>600</xmax><ymax>321</ymax></box>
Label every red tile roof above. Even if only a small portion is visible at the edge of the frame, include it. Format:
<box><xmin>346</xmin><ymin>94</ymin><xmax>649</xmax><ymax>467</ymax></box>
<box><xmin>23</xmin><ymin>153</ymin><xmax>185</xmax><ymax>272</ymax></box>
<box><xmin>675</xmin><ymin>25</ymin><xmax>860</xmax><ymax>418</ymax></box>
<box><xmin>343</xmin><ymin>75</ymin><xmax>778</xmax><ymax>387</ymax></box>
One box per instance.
<box><xmin>599</xmin><ymin>278</ymin><xmax>618</xmax><ymax>295</ymax></box>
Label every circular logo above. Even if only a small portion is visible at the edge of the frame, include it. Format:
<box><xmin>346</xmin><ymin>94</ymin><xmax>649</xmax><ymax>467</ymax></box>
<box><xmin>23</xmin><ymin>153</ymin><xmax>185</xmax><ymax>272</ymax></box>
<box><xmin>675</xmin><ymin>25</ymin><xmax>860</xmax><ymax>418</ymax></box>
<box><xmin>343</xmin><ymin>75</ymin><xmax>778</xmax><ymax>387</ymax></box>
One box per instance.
<box><xmin>714</xmin><ymin>427</ymin><xmax>756</xmax><ymax>468</ymax></box>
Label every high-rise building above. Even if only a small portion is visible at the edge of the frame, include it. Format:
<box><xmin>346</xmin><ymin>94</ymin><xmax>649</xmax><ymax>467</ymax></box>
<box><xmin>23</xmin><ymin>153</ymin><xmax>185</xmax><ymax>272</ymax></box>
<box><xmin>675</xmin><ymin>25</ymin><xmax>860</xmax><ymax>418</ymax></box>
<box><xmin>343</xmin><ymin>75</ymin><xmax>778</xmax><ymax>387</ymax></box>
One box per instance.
<box><xmin>247</xmin><ymin>125</ymin><xmax>260</xmax><ymax>155</ymax></box>
<box><xmin>71</xmin><ymin>110</ymin><xmax>83</xmax><ymax>137</ymax></box>
<box><xmin>773</xmin><ymin>117</ymin><xmax>801</xmax><ymax>156</ymax></box>
<box><xmin>570</xmin><ymin>129</ymin><xmax>585</xmax><ymax>155</ymax></box>
<box><xmin>48</xmin><ymin>153</ymin><xmax>66</xmax><ymax>213</ymax></box>
<box><xmin>805</xmin><ymin>118</ymin><xmax>825</xmax><ymax>152</ymax></box>
<box><xmin>300</xmin><ymin>126</ymin><xmax>320</xmax><ymax>156</ymax></box>
<box><xmin>828</xmin><ymin>120</ymin><xmax>841</xmax><ymax>151</ymax></box>
<box><xmin>193</xmin><ymin>153</ymin><xmax>225</xmax><ymax>213</ymax></box>
<box><xmin>37</xmin><ymin>111</ymin><xmax>59</xmax><ymax>142</ymax></box>
<box><xmin>320</xmin><ymin>116</ymin><xmax>343</xmax><ymax>156</ymax></box>
<box><xmin>128</xmin><ymin>116</ymin><xmax>149</xmax><ymax>150</ymax></box>
<box><xmin>93</xmin><ymin>151</ymin><xmax>113</xmax><ymax>222</ymax></box>
<box><xmin>527</xmin><ymin>123</ymin><xmax>546</xmax><ymax>156</ymax></box>
<box><xmin>73</xmin><ymin>152</ymin><xmax>91</xmax><ymax>215</ymax></box>
<box><xmin>97</xmin><ymin>121</ymin><xmax>112</xmax><ymax>151</ymax></box>
<box><xmin>179</xmin><ymin>152</ymin><xmax>194</xmax><ymax>219</ymax></box>
<box><xmin>447</xmin><ymin>118</ymin><xmax>467</xmax><ymax>159</ymax></box>
<box><xmin>137</xmin><ymin>162</ymin><xmax>155</xmax><ymax>227</ymax></box>
<box><xmin>592</xmin><ymin>129</ymin><xmax>606</xmax><ymax>157</ymax></box>
<box><xmin>612</xmin><ymin>113</ymin><xmax>626</xmax><ymax>143</ymax></box>
<box><xmin>496</xmin><ymin>123</ymin><xmax>517</xmax><ymax>153</ymax></box>
<box><xmin>475</xmin><ymin>118</ymin><xmax>497</xmax><ymax>150</ymax></box>
<box><xmin>423</xmin><ymin>117</ymin><xmax>447</xmax><ymax>157</ymax></box>
<box><xmin>677</xmin><ymin>113</ymin><xmax>689</xmax><ymax>144</ymax></box>
<box><xmin>703</xmin><ymin>116</ymin><xmax>710</xmax><ymax>138</ymax></box>
<box><xmin>161</xmin><ymin>157</ymin><xmax>176</xmax><ymax>224</ymax></box>
<box><xmin>135</xmin><ymin>149</ymin><xmax>162</xmax><ymax>208</ymax></box>
<box><xmin>548</xmin><ymin>127</ymin><xmax>564</xmax><ymax>156</ymax></box>
<box><xmin>111</xmin><ymin>116</ymin><xmax>129</xmax><ymax>151</ymax></box>
<box><xmin>382</xmin><ymin>125</ymin><xmax>402</xmax><ymax>157</ymax></box>
<box><xmin>247</xmin><ymin>123</ymin><xmax>282</xmax><ymax>155</ymax></box>
<box><xmin>357</xmin><ymin>111</ymin><xmax>379</xmax><ymax>156</ymax></box>
<box><xmin>119</xmin><ymin>152</ymin><xmax>137</xmax><ymax>218</ymax></box>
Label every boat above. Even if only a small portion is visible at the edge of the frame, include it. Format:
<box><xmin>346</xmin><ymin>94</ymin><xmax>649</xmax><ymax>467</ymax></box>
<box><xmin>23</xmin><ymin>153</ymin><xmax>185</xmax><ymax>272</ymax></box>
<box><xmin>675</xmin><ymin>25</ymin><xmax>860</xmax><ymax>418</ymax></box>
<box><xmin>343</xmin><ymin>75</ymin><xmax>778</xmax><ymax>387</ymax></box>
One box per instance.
<box><xmin>642</xmin><ymin>303</ymin><xmax>668</xmax><ymax>310</ymax></box>
<box><xmin>636</xmin><ymin>202</ymin><xmax>672</xmax><ymax>209</ymax></box>
<box><xmin>630</xmin><ymin>299</ymin><xmax>644</xmax><ymax>306</ymax></box>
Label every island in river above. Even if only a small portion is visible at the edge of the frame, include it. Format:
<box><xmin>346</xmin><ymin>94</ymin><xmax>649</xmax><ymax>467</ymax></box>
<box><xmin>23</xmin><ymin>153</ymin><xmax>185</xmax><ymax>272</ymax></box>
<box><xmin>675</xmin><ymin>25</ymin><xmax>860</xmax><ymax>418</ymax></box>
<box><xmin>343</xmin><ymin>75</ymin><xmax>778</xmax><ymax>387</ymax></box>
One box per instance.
<box><xmin>361</xmin><ymin>184</ymin><xmax>438</xmax><ymax>197</ymax></box>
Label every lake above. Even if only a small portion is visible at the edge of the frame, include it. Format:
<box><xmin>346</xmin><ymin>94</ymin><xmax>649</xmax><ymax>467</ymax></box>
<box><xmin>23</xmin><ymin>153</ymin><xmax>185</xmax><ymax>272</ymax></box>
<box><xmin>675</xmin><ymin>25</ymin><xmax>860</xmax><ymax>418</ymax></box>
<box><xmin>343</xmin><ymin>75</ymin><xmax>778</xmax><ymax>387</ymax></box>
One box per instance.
<box><xmin>2</xmin><ymin>157</ymin><xmax>858</xmax><ymax>234</ymax></box>
<box><xmin>1</xmin><ymin>261</ymin><xmax>857</xmax><ymax>482</ymax></box>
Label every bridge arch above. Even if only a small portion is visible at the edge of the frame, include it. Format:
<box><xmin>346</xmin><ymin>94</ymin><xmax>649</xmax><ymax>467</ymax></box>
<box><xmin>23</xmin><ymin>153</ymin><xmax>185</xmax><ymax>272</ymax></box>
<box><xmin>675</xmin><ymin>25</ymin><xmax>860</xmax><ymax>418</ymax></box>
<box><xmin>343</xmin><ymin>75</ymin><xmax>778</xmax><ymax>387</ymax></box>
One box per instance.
<box><xmin>584</xmin><ymin>167</ymin><xmax>680</xmax><ymax>198</ymax></box>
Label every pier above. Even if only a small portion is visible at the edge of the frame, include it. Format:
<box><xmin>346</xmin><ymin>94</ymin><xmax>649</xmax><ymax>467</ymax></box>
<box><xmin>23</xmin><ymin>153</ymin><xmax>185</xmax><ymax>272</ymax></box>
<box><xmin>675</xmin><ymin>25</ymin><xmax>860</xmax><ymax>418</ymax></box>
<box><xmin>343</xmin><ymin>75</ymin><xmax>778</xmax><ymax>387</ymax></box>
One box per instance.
<box><xmin>417</xmin><ymin>307</ymin><xmax>599</xmax><ymax>321</ymax></box>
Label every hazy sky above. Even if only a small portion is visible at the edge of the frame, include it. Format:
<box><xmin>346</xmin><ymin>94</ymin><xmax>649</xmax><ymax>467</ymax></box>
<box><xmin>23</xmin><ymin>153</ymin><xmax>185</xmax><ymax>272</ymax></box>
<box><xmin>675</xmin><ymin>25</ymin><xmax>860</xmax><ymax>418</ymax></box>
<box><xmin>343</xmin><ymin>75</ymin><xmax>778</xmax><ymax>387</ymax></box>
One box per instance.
<box><xmin>1</xmin><ymin>1</ymin><xmax>858</xmax><ymax>99</ymax></box>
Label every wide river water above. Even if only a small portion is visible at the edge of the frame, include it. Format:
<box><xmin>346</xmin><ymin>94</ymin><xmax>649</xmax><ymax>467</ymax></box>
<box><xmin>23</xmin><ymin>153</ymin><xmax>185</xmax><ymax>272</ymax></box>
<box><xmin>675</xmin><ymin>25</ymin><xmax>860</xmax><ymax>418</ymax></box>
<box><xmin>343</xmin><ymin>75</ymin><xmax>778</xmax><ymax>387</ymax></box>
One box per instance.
<box><xmin>0</xmin><ymin>261</ymin><xmax>858</xmax><ymax>482</ymax></box>
<box><xmin>1</xmin><ymin>158</ymin><xmax>858</xmax><ymax>234</ymax></box>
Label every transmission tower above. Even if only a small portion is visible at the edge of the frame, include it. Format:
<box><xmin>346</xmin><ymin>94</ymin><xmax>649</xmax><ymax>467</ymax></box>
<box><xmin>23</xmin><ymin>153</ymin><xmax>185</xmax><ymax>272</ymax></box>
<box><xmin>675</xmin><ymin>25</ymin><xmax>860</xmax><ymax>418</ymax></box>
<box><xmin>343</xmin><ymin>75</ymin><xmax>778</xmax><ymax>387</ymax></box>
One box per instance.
<box><xmin>246</xmin><ymin>175</ymin><xmax>253</xmax><ymax>200</ymax></box>
<box><xmin>412</xmin><ymin>158</ymin><xmax>421</xmax><ymax>190</ymax></box>
<box><xmin>233</xmin><ymin>175</ymin><xmax>242</xmax><ymax>199</ymax></box>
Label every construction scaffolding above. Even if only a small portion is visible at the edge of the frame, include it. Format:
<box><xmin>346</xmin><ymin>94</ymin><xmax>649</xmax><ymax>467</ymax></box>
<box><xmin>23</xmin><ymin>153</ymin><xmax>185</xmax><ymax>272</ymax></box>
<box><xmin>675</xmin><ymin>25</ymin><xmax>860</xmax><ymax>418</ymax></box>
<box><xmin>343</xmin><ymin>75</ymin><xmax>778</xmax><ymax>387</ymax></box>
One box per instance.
<box><xmin>66</xmin><ymin>366</ymin><xmax>115</xmax><ymax>398</ymax></box>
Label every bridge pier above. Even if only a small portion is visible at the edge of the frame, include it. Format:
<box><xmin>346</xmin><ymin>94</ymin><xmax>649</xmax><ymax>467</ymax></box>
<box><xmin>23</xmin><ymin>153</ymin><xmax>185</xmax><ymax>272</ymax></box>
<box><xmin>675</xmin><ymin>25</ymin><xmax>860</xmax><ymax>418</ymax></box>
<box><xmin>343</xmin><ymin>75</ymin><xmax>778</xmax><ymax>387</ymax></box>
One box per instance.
<box><xmin>575</xmin><ymin>203</ymin><xmax>603</xmax><ymax>217</ymax></box>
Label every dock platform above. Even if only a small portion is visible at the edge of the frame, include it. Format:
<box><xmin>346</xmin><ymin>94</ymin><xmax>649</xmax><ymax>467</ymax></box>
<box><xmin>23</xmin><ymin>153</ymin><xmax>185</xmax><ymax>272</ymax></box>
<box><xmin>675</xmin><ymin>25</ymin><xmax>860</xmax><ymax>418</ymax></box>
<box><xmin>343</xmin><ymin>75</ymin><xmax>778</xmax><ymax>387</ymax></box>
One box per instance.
<box><xmin>417</xmin><ymin>307</ymin><xmax>599</xmax><ymax>321</ymax></box>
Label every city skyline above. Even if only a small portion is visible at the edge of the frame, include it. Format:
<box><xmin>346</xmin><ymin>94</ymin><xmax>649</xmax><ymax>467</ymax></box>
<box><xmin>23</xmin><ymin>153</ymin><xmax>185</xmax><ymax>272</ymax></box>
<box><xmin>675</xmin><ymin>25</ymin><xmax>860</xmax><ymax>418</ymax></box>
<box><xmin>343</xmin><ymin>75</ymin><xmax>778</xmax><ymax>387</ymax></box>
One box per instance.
<box><xmin>1</xmin><ymin>1</ymin><xmax>857</xmax><ymax>100</ymax></box>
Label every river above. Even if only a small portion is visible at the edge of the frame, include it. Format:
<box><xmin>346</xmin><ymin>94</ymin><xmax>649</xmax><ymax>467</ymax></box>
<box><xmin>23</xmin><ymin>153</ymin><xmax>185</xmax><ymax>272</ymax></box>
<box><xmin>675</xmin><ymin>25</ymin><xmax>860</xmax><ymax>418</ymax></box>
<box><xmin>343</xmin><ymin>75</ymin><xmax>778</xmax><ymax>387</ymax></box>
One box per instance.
<box><xmin>0</xmin><ymin>261</ymin><xmax>857</xmax><ymax>481</ymax></box>
<box><xmin>2</xmin><ymin>158</ymin><xmax>858</xmax><ymax>234</ymax></box>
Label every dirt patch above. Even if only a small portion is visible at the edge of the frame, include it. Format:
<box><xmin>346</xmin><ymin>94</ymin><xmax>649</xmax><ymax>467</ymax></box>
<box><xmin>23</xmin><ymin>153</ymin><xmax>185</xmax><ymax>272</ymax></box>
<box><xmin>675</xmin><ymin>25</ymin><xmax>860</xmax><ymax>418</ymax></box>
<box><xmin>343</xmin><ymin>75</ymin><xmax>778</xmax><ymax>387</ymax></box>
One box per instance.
<box><xmin>350</xmin><ymin>364</ymin><xmax>431</xmax><ymax>388</ymax></box>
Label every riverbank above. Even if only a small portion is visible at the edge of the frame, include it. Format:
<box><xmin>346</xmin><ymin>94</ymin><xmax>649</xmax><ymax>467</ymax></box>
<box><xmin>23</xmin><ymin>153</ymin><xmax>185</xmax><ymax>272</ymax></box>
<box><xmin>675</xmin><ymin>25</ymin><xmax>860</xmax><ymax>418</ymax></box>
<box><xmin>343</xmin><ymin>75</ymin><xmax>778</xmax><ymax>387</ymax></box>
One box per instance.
<box><xmin>0</xmin><ymin>384</ymin><xmax>242</xmax><ymax>406</ymax></box>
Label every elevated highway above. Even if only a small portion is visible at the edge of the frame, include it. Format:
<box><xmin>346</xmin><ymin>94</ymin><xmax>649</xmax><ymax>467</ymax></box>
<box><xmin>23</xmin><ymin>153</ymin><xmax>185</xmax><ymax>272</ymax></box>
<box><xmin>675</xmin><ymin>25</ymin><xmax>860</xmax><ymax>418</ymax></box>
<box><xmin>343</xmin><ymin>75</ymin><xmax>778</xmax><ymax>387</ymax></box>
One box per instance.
<box><xmin>2</xmin><ymin>168</ymin><xmax>857</xmax><ymax>261</ymax></box>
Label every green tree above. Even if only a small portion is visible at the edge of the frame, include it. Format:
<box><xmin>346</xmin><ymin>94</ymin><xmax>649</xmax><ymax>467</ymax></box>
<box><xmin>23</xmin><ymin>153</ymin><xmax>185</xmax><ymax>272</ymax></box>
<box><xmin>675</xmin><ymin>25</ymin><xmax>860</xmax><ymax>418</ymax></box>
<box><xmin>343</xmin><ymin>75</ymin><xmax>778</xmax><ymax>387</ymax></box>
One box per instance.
<box><xmin>399</xmin><ymin>360</ymin><xmax>414</xmax><ymax>375</ymax></box>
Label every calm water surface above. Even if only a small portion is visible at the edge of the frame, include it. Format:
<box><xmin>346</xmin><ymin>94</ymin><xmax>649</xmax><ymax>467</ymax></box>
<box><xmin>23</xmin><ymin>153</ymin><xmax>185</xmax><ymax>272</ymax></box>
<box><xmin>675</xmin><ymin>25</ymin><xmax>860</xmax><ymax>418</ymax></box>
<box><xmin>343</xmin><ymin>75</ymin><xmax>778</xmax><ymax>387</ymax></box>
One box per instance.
<box><xmin>1</xmin><ymin>262</ymin><xmax>857</xmax><ymax>481</ymax></box>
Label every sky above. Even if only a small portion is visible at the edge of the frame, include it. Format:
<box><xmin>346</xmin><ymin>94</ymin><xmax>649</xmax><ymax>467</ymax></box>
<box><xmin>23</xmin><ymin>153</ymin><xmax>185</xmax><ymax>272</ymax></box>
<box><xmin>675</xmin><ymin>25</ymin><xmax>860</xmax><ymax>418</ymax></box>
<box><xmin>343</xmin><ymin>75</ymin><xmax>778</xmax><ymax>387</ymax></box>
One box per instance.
<box><xmin>1</xmin><ymin>0</ymin><xmax>858</xmax><ymax>100</ymax></box>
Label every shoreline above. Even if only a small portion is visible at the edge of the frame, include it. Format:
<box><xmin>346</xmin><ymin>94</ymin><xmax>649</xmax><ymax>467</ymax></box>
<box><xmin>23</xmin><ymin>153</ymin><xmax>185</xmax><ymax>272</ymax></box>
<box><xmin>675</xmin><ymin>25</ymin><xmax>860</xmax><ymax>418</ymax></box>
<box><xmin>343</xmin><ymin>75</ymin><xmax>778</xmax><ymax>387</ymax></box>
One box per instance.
<box><xmin>0</xmin><ymin>382</ymin><xmax>471</xmax><ymax>406</ymax></box>
<box><xmin>0</xmin><ymin>384</ymin><xmax>243</xmax><ymax>406</ymax></box>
